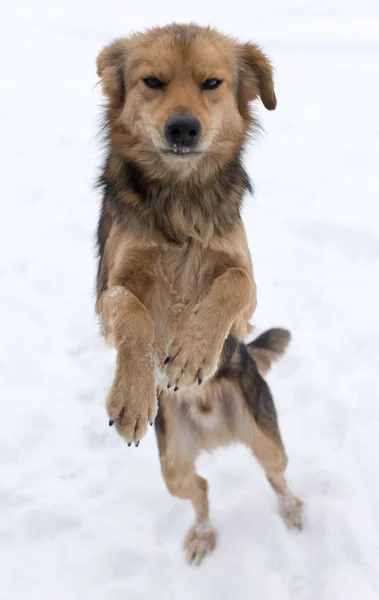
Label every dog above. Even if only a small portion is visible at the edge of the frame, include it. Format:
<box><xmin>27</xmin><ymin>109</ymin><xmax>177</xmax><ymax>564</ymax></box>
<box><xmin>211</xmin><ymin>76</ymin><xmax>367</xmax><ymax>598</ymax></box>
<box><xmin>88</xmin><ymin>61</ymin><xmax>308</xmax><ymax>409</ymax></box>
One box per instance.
<box><xmin>95</xmin><ymin>23</ymin><xmax>302</xmax><ymax>565</ymax></box>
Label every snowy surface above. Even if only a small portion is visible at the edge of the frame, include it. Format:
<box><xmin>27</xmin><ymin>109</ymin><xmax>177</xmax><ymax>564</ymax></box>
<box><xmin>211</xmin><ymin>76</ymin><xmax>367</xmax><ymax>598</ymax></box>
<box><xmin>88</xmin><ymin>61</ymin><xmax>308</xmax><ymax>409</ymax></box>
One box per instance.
<box><xmin>1</xmin><ymin>1</ymin><xmax>379</xmax><ymax>598</ymax></box>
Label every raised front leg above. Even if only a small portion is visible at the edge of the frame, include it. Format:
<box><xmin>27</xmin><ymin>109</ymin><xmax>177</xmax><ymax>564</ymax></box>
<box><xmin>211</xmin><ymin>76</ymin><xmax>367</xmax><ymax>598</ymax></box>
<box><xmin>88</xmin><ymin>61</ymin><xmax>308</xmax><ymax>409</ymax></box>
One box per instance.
<box><xmin>98</xmin><ymin>285</ymin><xmax>157</xmax><ymax>446</ymax></box>
<box><xmin>166</xmin><ymin>267</ymin><xmax>254</xmax><ymax>389</ymax></box>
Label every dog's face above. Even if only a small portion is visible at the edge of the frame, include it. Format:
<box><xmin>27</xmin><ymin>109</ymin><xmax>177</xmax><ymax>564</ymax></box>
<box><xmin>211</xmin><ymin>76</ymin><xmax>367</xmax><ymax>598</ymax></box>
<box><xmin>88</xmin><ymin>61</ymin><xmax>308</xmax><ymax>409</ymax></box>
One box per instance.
<box><xmin>97</xmin><ymin>25</ymin><xmax>276</xmax><ymax>177</ymax></box>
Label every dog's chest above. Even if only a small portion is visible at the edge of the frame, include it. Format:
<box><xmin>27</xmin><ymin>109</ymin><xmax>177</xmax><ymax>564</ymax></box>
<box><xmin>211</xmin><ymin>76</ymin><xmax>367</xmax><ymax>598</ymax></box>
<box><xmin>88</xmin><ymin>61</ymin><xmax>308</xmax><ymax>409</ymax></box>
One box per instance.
<box><xmin>155</xmin><ymin>242</ymin><xmax>212</xmax><ymax>305</ymax></box>
<box><xmin>147</xmin><ymin>241</ymin><xmax>213</xmax><ymax>353</ymax></box>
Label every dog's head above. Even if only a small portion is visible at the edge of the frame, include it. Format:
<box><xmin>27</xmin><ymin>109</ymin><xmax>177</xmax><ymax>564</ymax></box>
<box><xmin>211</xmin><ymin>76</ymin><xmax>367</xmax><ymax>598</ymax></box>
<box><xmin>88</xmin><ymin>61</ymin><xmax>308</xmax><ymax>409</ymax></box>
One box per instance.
<box><xmin>97</xmin><ymin>24</ymin><xmax>276</xmax><ymax>178</ymax></box>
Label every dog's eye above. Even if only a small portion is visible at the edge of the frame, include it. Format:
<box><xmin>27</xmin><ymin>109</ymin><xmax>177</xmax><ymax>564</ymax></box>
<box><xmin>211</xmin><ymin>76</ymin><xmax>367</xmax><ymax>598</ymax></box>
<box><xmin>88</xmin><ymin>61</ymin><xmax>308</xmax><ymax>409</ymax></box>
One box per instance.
<box><xmin>144</xmin><ymin>77</ymin><xmax>165</xmax><ymax>90</ymax></box>
<box><xmin>202</xmin><ymin>78</ymin><xmax>223</xmax><ymax>90</ymax></box>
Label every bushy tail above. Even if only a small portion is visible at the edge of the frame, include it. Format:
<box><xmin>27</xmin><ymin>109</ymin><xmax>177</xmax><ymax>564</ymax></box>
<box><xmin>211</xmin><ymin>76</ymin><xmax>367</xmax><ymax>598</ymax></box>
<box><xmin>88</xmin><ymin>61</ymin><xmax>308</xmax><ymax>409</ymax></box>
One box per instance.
<box><xmin>247</xmin><ymin>328</ymin><xmax>291</xmax><ymax>376</ymax></box>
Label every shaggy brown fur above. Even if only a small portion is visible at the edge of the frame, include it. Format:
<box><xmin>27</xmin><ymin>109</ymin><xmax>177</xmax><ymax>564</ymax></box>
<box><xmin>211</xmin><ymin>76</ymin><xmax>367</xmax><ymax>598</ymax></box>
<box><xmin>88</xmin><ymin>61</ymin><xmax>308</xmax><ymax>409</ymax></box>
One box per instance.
<box><xmin>95</xmin><ymin>23</ymin><xmax>302</xmax><ymax>565</ymax></box>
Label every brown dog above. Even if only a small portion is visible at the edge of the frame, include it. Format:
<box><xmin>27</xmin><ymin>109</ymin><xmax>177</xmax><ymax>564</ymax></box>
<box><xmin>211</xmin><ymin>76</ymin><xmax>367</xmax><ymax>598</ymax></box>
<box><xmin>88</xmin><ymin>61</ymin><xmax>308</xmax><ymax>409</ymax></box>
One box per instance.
<box><xmin>95</xmin><ymin>23</ymin><xmax>302</xmax><ymax>565</ymax></box>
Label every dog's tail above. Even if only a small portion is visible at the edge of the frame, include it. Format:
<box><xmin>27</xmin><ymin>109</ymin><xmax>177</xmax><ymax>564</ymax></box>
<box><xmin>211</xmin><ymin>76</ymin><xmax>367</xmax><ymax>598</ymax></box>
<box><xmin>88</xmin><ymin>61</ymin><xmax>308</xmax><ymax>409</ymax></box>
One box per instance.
<box><xmin>247</xmin><ymin>328</ymin><xmax>291</xmax><ymax>376</ymax></box>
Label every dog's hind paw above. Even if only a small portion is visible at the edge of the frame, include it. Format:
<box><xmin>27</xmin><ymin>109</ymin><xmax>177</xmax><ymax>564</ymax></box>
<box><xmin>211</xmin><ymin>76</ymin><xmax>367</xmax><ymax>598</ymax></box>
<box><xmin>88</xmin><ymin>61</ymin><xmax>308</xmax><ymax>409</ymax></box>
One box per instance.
<box><xmin>184</xmin><ymin>523</ymin><xmax>216</xmax><ymax>566</ymax></box>
<box><xmin>280</xmin><ymin>495</ymin><xmax>303</xmax><ymax>530</ymax></box>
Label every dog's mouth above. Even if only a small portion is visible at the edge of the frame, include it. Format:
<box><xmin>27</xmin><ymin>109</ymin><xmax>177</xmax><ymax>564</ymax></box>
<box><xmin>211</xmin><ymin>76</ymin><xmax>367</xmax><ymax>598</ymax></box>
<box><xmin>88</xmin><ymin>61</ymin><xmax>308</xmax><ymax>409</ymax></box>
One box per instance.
<box><xmin>161</xmin><ymin>146</ymin><xmax>202</xmax><ymax>157</ymax></box>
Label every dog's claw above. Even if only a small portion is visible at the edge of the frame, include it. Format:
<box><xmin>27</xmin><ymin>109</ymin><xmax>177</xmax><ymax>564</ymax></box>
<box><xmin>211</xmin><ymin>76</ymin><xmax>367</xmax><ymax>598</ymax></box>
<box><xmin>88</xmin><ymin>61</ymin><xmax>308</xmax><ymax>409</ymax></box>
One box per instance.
<box><xmin>135</xmin><ymin>441</ymin><xmax>140</xmax><ymax>447</ymax></box>
<box><xmin>109</xmin><ymin>419</ymin><xmax>114</xmax><ymax>426</ymax></box>
<box><xmin>167</xmin><ymin>383</ymin><xmax>171</xmax><ymax>389</ymax></box>
<box><xmin>127</xmin><ymin>441</ymin><xmax>132</xmax><ymax>447</ymax></box>
<box><xmin>174</xmin><ymin>385</ymin><xmax>179</xmax><ymax>392</ymax></box>
<box><xmin>164</xmin><ymin>356</ymin><xmax>170</xmax><ymax>365</ymax></box>
<box><xmin>198</xmin><ymin>378</ymin><xmax>202</xmax><ymax>385</ymax></box>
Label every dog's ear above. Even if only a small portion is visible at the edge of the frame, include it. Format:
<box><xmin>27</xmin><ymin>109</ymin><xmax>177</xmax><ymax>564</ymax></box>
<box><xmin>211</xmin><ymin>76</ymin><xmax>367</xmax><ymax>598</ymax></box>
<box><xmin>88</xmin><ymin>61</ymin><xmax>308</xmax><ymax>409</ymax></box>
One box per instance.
<box><xmin>96</xmin><ymin>39</ymin><xmax>128</xmax><ymax>105</ymax></box>
<box><xmin>238</xmin><ymin>44</ymin><xmax>276</xmax><ymax>112</ymax></box>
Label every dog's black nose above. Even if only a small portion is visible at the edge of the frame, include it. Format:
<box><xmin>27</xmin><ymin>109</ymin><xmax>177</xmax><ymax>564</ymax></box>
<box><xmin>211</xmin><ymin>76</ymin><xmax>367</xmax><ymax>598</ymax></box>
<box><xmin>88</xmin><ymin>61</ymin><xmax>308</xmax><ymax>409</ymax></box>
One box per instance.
<box><xmin>164</xmin><ymin>115</ymin><xmax>202</xmax><ymax>148</ymax></box>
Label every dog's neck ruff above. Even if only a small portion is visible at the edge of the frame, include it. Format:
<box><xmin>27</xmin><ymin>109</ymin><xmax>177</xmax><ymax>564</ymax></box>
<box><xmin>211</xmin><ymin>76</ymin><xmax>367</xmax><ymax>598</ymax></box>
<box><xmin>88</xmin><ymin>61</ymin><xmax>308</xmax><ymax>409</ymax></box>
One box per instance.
<box><xmin>100</xmin><ymin>153</ymin><xmax>252</xmax><ymax>245</ymax></box>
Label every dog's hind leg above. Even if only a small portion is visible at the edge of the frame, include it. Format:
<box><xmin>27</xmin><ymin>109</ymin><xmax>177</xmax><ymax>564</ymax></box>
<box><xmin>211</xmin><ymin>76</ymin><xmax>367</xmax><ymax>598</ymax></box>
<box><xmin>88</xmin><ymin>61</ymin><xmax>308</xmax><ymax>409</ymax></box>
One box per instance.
<box><xmin>155</xmin><ymin>393</ymin><xmax>216</xmax><ymax>565</ymax></box>
<box><xmin>248</xmin><ymin>421</ymin><xmax>303</xmax><ymax>529</ymax></box>
<box><xmin>240</xmin><ymin>359</ymin><xmax>303</xmax><ymax>529</ymax></box>
<box><xmin>220</xmin><ymin>336</ymin><xmax>303</xmax><ymax>528</ymax></box>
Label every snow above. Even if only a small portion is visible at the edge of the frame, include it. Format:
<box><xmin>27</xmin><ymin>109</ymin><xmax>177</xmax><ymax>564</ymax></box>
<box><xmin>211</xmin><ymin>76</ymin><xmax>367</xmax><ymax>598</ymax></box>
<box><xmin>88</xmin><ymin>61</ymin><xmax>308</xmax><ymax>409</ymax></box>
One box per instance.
<box><xmin>1</xmin><ymin>1</ymin><xmax>379</xmax><ymax>598</ymax></box>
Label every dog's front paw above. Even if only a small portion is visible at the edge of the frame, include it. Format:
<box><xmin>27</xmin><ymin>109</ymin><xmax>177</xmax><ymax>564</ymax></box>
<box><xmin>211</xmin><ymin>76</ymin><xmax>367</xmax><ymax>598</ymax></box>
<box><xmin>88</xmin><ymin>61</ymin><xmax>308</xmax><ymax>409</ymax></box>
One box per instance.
<box><xmin>107</xmin><ymin>355</ymin><xmax>157</xmax><ymax>446</ymax></box>
<box><xmin>184</xmin><ymin>524</ymin><xmax>216</xmax><ymax>565</ymax></box>
<box><xmin>165</xmin><ymin>327</ymin><xmax>224</xmax><ymax>389</ymax></box>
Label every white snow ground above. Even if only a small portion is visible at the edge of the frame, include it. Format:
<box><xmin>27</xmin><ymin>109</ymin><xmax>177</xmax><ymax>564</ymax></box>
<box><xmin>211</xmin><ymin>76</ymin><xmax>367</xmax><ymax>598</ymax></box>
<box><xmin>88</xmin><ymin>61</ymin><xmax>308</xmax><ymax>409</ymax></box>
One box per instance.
<box><xmin>1</xmin><ymin>1</ymin><xmax>379</xmax><ymax>598</ymax></box>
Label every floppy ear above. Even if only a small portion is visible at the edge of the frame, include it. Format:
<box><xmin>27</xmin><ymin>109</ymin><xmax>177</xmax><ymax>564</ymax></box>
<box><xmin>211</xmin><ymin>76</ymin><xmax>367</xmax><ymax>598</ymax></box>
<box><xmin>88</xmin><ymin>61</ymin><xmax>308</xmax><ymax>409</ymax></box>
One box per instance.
<box><xmin>238</xmin><ymin>44</ymin><xmax>277</xmax><ymax>111</ymax></box>
<box><xmin>96</xmin><ymin>39</ymin><xmax>128</xmax><ymax>105</ymax></box>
